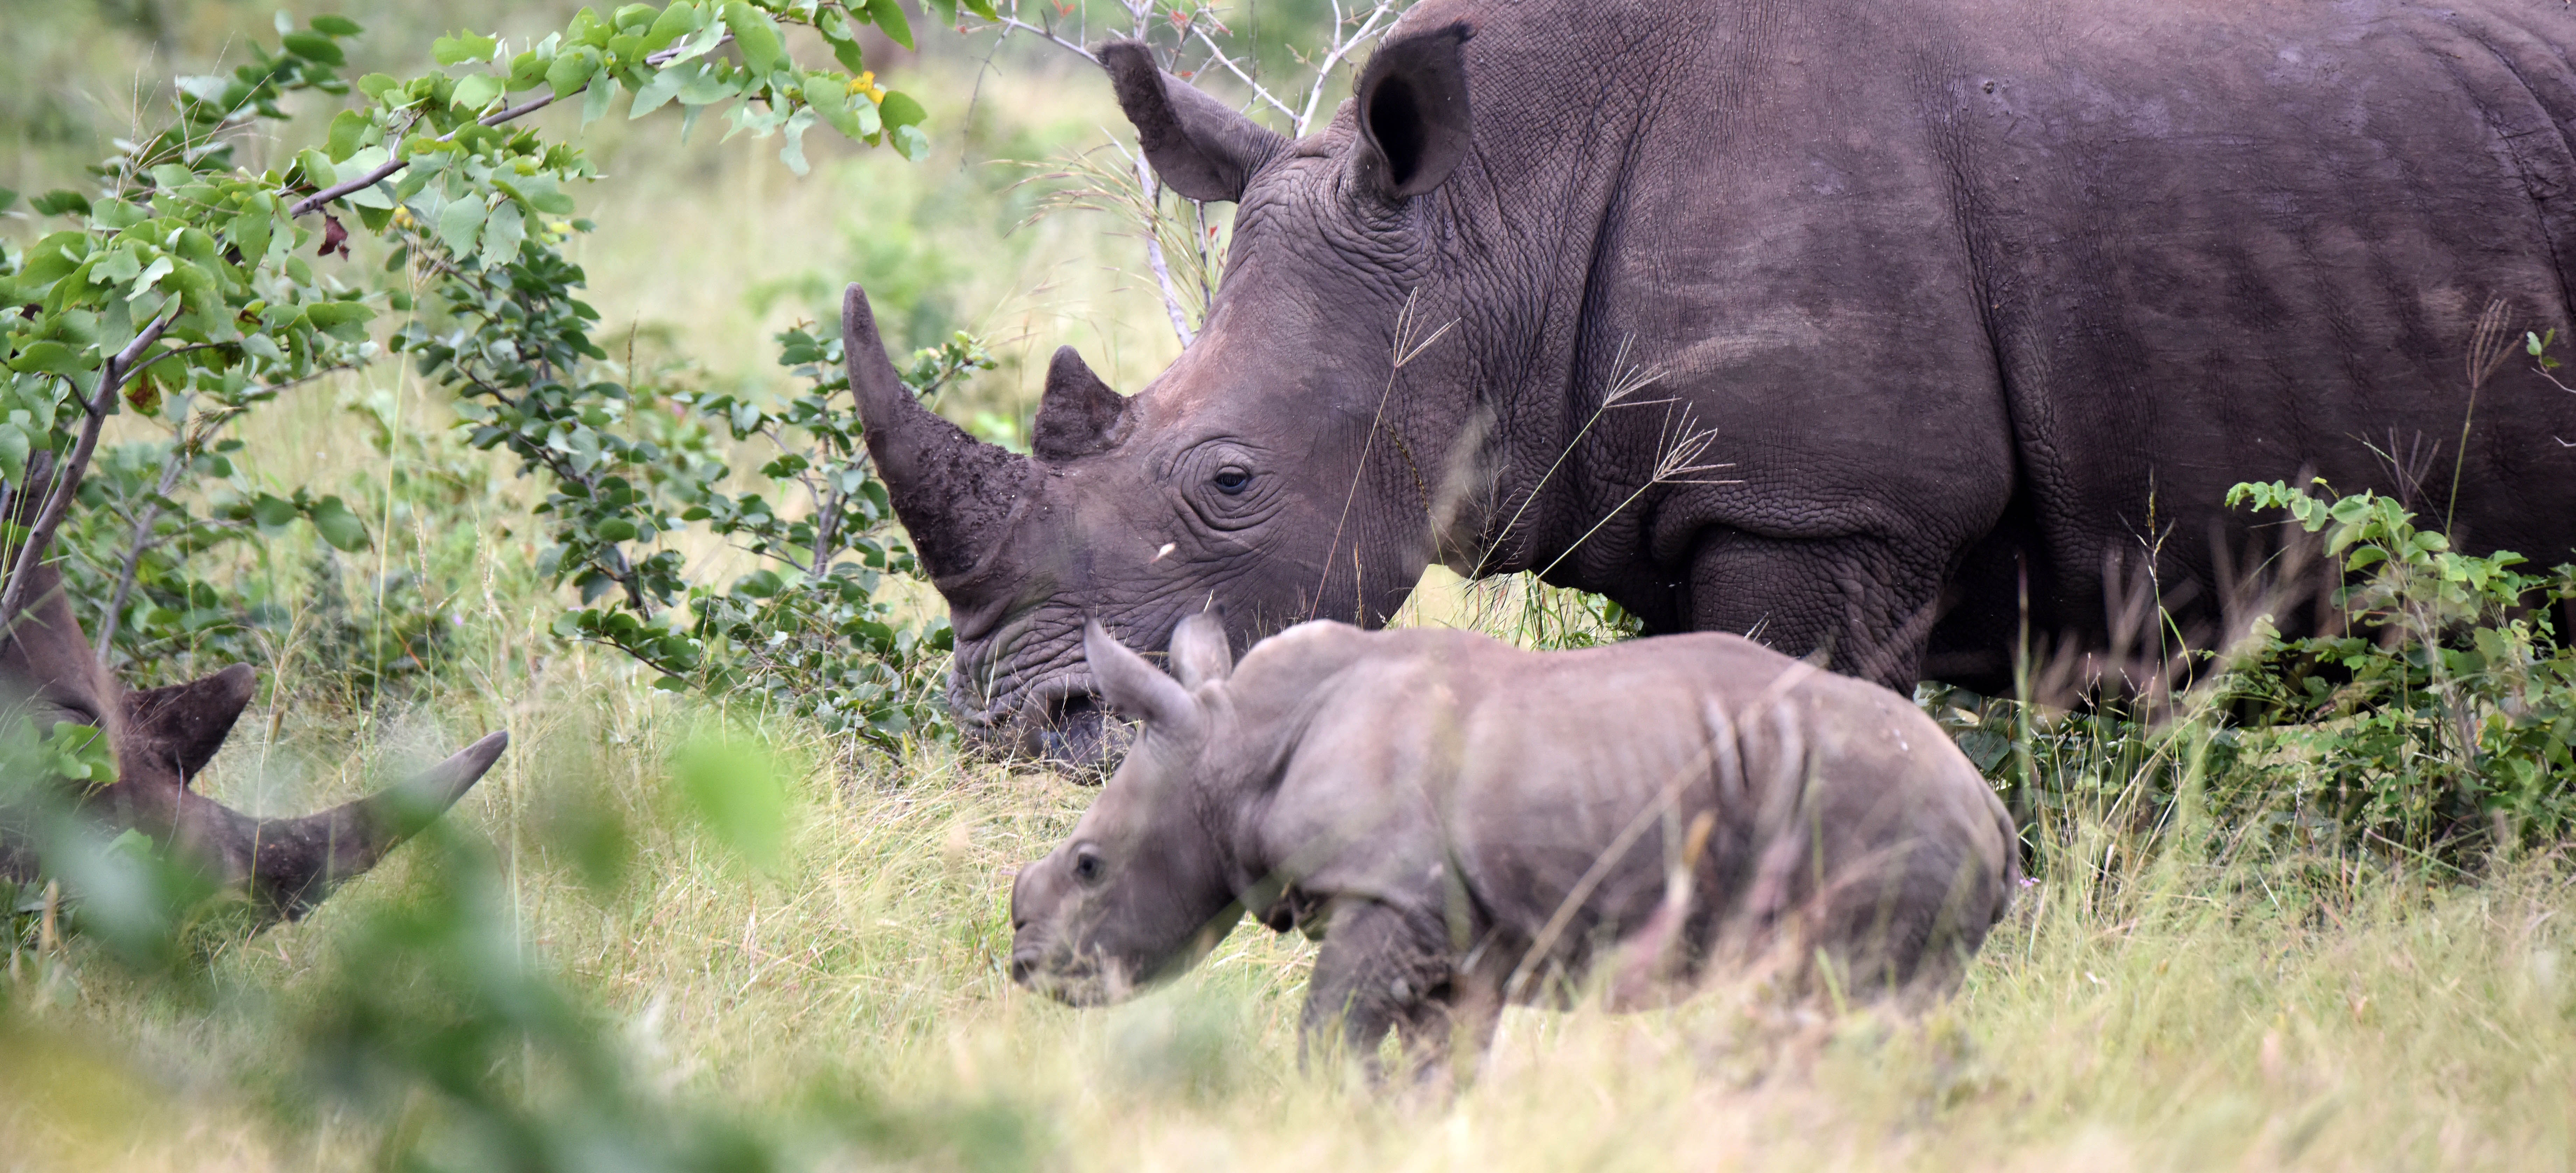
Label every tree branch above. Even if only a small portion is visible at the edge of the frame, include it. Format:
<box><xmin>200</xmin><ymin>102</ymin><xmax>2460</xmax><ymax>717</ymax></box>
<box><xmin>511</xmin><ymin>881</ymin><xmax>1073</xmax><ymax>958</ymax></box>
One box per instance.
<box><xmin>988</xmin><ymin>15</ymin><xmax>1098</xmax><ymax>62</ymax></box>
<box><xmin>1296</xmin><ymin>2</ymin><xmax>1401</xmax><ymax>134</ymax></box>
<box><xmin>0</xmin><ymin>307</ymin><xmax>181</xmax><ymax>625</ymax></box>
<box><xmin>290</xmin><ymin>36</ymin><xmax>729</xmax><ymax>218</ymax></box>
<box><xmin>1133</xmin><ymin>151</ymin><xmax>1196</xmax><ymax>349</ymax></box>
<box><xmin>1188</xmin><ymin>26</ymin><xmax>1303</xmax><ymax>128</ymax></box>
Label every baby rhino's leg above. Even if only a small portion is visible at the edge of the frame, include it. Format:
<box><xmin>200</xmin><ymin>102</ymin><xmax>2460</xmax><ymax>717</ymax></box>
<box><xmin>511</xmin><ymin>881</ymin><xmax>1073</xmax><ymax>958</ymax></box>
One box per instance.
<box><xmin>1300</xmin><ymin>899</ymin><xmax>1463</xmax><ymax>1080</ymax></box>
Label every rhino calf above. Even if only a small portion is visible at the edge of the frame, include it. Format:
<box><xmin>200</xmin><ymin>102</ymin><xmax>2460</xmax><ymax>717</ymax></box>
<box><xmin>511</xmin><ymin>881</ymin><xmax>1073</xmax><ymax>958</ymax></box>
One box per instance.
<box><xmin>1010</xmin><ymin>616</ymin><xmax>2018</xmax><ymax>1071</ymax></box>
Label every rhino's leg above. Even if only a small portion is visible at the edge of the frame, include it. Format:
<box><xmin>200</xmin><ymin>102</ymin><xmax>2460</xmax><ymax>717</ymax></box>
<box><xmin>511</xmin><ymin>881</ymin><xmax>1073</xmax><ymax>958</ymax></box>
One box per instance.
<box><xmin>1683</xmin><ymin>532</ymin><xmax>1949</xmax><ymax>689</ymax></box>
<box><xmin>1298</xmin><ymin>898</ymin><xmax>1456</xmax><ymax>1081</ymax></box>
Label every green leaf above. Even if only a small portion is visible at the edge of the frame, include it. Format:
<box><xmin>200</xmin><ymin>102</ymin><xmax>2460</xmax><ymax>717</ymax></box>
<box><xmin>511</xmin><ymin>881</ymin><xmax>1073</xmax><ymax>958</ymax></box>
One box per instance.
<box><xmin>304</xmin><ymin>300</ymin><xmax>374</xmax><ymax>340</ymax></box>
<box><xmin>676</xmin><ymin>64</ymin><xmax>740</xmax><ymax>106</ymax></box>
<box><xmin>0</xmin><ymin>424</ymin><xmax>27</xmax><ymax>485</ymax></box>
<box><xmin>778</xmin><ymin>107</ymin><xmax>816</xmax><ymax>175</ymax></box>
<box><xmin>547</xmin><ymin>46</ymin><xmax>602</xmax><ymax>98</ymax></box>
<box><xmin>863</xmin><ymin>0</ymin><xmax>914</xmax><ymax>49</ymax></box>
<box><xmin>307</xmin><ymin>494</ymin><xmax>371</xmax><ymax>551</ymax></box>
<box><xmin>642</xmin><ymin>1</ymin><xmax>702</xmax><ymax>52</ymax></box>
<box><xmin>281</xmin><ymin>31</ymin><xmax>346</xmax><ymax>67</ymax></box>
<box><xmin>6</xmin><ymin>341</ymin><xmax>88</xmax><ymax>375</ymax></box>
<box><xmin>878</xmin><ymin>90</ymin><xmax>927</xmax><ymax>132</ymax></box>
<box><xmin>326</xmin><ymin>108</ymin><xmax>371</xmax><ymax>161</ymax></box>
<box><xmin>479</xmin><ymin>200</ymin><xmax>527</xmax><ymax>268</ymax></box>
<box><xmin>438</xmin><ymin>196</ymin><xmax>489</xmax><ymax>254</ymax></box>
<box><xmin>434</xmin><ymin>30</ymin><xmax>499</xmax><ymax>65</ymax></box>
<box><xmin>250</xmin><ymin>493</ymin><xmax>300</xmax><ymax>532</ymax></box>
<box><xmin>583</xmin><ymin>70</ymin><xmax>618</xmax><ymax>124</ymax></box>
<box><xmin>892</xmin><ymin>123</ymin><xmax>930</xmax><ymax>162</ymax></box>
<box><xmin>30</xmin><ymin>190</ymin><xmax>90</xmax><ymax>217</ymax></box>
<box><xmin>294</xmin><ymin>148</ymin><xmax>338</xmax><ymax>190</ymax></box>
<box><xmin>568</xmin><ymin>5</ymin><xmax>611</xmax><ymax>48</ymax></box>
<box><xmin>962</xmin><ymin>0</ymin><xmax>999</xmax><ymax>21</ymax></box>
<box><xmin>451</xmin><ymin>72</ymin><xmax>506</xmax><ymax>112</ymax></box>
<box><xmin>813</xmin><ymin>85</ymin><xmax>865</xmax><ymax>138</ymax></box>
<box><xmin>0</xmin><ymin>187</ymin><xmax>16</xmax><ymax>213</ymax></box>
<box><xmin>629</xmin><ymin>63</ymin><xmax>687</xmax><ymax>118</ymax></box>
<box><xmin>309</xmin><ymin>14</ymin><xmax>362</xmax><ymax>36</ymax></box>
<box><xmin>720</xmin><ymin>2</ymin><xmax>786</xmax><ymax>77</ymax></box>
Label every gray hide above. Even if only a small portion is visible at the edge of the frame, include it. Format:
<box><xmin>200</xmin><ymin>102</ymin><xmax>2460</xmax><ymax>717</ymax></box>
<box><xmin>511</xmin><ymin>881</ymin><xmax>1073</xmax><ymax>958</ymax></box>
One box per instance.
<box><xmin>846</xmin><ymin>0</ymin><xmax>2576</xmax><ymax>764</ymax></box>
<box><xmin>1009</xmin><ymin>615</ymin><xmax>2017</xmax><ymax>1072</ymax></box>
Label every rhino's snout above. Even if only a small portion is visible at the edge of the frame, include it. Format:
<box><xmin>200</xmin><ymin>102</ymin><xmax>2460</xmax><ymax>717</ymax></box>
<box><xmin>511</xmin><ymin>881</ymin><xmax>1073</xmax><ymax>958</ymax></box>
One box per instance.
<box><xmin>1008</xmin><ymin>947</ymin><xmax>1041</xmax><ymax>985</ymax></box>
<box><xmin>1008</xmin><ymin>680</ymin><xmax>1131</xmax><ymax>767</ymax></box>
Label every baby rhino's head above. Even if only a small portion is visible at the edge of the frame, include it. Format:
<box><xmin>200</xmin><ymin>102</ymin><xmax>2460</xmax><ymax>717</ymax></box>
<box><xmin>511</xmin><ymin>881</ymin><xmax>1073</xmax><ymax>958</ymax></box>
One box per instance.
<box><xmin>1008</xmin><ymin>615</ymin><xmax>1244</xmax><ymax>1005</ymax></box>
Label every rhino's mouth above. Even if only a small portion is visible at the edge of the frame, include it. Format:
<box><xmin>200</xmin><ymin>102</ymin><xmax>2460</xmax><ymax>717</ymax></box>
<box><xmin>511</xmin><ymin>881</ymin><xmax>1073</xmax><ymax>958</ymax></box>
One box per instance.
<box><xmin>1009</xmin><ymin>946</ymin><xmax>1129</xmax><ymax>1007</ymax></box>
<box><xmin>960</xmin><ymin>673</ymin><xmax>1133</xmax><ymax>770</ymax></box>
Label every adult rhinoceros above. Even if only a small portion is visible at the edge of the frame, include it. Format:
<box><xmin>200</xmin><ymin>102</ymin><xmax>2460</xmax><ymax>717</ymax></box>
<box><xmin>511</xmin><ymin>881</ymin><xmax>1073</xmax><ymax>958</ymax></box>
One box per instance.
<box><xmin>841</xmin><ymin>0</ymin><xmax>2576</xmax><ymax>763</ymax></box>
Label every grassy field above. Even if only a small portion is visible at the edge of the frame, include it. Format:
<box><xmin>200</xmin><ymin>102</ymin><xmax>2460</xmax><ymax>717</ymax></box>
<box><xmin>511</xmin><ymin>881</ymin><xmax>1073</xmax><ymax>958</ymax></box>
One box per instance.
<box><xmin>9</xmin><ymin>671</ymin><xmax>2575</xmax><ymax>1171</ymax></box>
<box><xmin>7</xmin><ymin>4</ymin><xmax>2576</xmax><ymax>1170</ymax></box>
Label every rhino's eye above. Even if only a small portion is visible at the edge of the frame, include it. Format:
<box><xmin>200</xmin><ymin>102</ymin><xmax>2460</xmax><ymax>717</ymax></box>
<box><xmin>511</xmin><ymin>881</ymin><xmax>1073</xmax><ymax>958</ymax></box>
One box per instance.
<box><xmin>1212</xmin><ymin>466</ymin><xmax>1251</xmax><ymax>495</ymax></box>
<box><xmin>1072</xmin><ymin>848</ymin><xmax>1106</xmax><ymax>885</ymax></box>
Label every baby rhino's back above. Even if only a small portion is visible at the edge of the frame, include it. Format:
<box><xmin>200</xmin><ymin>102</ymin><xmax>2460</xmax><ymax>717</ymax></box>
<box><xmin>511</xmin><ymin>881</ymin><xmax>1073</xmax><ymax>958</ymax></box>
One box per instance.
<box><xmin>1415</xmin><ymin>630</ymin><xmax>2015</xmax><ymax>995</ymax></box>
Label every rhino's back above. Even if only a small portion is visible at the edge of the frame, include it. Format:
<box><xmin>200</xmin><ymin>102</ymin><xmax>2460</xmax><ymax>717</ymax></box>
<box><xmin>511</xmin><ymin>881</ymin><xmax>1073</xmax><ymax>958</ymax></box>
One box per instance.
<box><xmin>1301</xmin><ymin>628</ymin><xmax>2009</xmax><ymax>972</ymax></box>
<box><xmin>1929</xmin><ymin>0</ymin><xmax>2576</xmax><ymax>626</ymax></box>
<box><xmin>1471</xmin><ymin>0</ymin><xmax>2576</xmax><ymax>651</ymax></box>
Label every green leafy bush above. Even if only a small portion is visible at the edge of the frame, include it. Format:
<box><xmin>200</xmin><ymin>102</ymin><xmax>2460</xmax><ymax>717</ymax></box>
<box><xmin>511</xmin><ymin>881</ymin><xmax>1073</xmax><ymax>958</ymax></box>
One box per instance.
<box><xmin>4</xmin><ymin>3</ymin><xmax>964</xmax><ymax>744</ymax></box>
<box><xmin>2218</xmin><ymin>479</ymin><xmax>2576</xmax><ymax>860</ymax></box>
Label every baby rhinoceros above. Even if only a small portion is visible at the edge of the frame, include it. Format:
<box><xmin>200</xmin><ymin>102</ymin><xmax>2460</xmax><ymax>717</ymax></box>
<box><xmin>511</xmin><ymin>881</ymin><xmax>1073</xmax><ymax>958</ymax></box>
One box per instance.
<box><xmin>1009</xmin><ymin>616</ymin><xmax>2019</xmax><ymax>1072</ymax></box>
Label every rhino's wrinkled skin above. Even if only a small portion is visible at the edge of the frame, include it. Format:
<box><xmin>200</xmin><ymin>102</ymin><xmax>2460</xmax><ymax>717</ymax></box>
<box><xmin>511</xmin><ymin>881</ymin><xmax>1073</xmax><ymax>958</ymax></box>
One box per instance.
<box><xmin>1009</xmin><ymin>615</ymin><xmax>2017</xmax><ymax>1070</ymax></box>
<box><xmin>1</xmin><ymin>561</ymin><xmax>506</xmax><ymax>924</ymax></box>
<box><xmin>845</xmin><ymin>0</ymin><xmax>2576</xmax><ymax>764</ymax></box>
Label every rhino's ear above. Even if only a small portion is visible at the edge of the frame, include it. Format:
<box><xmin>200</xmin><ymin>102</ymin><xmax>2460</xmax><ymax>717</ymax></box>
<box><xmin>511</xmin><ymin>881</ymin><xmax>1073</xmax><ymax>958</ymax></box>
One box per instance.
<box><xmin>1103</xmin><ymin>39</ymin><xmax>1285</xmax><ymax>203</ymax></box>
<box><xmin>1169</xmin><ymin>612</ymin><xmax>1234</xmax><ymax>690</ymax></box>
<box><xmin>1086</xmin><ymin>620</ymin><xmax>1199</xmax><ymax>733</ymax></box>
<box><xmin>1353</xmin><ymin>20</ymin><xmax>1475</xmax><ymax>201</ymax></box>
<box><xmin>122</xmin><ymin>662</ymin><xmax>256</xmax><ymax>783</ymax></box>
<box><xmin>1031</xmin><ymin>347</ymin><xmax>1127</xmax><ymax>461</ymax></box>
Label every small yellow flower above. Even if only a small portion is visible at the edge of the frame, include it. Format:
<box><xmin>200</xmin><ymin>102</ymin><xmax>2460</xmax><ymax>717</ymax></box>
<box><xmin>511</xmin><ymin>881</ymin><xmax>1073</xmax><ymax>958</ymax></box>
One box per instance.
<box><xmin>848</xmin><ymin>70</ymin><xmax>886</xmax><ymax>103</ymax></box>
<box><xmin>391</xmin><ymin>206</ymin><xmax>416</xmax><ymax>229</ymax></box>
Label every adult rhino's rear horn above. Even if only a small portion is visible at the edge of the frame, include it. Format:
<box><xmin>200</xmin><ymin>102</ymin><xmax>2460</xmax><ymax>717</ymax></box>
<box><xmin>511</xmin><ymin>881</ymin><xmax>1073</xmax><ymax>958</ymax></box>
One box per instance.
<box><xmin>1031</xmin><ymin>346</ymin><xmax>1127</xmax><ymax>462</ymax></box>
<box><xmin>842</xmin><ymin>283</ymin><xmax>1033</xmax><ymax>582</ymax></box>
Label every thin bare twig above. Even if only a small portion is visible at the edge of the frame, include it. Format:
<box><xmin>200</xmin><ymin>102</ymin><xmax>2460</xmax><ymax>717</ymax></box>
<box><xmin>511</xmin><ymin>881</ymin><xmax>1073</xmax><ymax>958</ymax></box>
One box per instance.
<box><xmin>993</xmin><ymin>1</ymin><xmax>1410</xmax><ymax>345</ymax></box>
<box><xmin>1293</xmin><ymin>1</ymin><xmax>1403</xmax><ymax>134</ymax></box>
<box><xmin>1135</xmin><ymin>151</ymin><xmax>1196</xmax><ymax>348</ymax></box>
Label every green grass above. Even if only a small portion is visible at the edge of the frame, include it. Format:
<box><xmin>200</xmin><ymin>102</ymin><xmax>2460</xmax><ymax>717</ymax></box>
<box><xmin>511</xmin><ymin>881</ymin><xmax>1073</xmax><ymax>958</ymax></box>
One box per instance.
<box><xmin>10</xmin><ymin>674</ymin><xmax>2576</xmax><ymax>1169</ymax></box>
<box><xmin>8</xmin><ymin>6</ymin><xmax>2576</xmax><ymax>1169</ymax></box>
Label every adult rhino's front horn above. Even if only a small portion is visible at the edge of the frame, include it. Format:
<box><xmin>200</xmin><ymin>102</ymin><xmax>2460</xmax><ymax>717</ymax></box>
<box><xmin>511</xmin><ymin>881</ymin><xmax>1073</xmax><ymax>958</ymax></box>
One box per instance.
<box><xmin>841</xmin><ymin>283</ymin><xmax>1035</xmax><ymax>583</ymax></box>
<box><xmin>0</xmin><ymin>560</ymin><xmax>506</xmax><ymax>926</ymax></box>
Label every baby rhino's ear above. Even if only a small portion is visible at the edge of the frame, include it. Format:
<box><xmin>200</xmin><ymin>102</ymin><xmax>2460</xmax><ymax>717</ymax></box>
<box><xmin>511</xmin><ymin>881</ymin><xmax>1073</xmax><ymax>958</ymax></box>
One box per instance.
<box><xmin>1085</xmin><ymin>620</ymin><xmax>1200</xmax><ymax>733</ymax></box>
<box><xmin>1168</xmin><ymin>613</ymin><xmax>1233</xmax><ymax>690</ymax></box>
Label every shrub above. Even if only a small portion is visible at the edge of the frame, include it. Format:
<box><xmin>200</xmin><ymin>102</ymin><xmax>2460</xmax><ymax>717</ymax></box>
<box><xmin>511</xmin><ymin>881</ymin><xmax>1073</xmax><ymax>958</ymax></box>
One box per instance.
<box><xmin>2217</xmin><ymin>479</ymin><xmax>2576</xmax><ymax>862</ymax></box>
